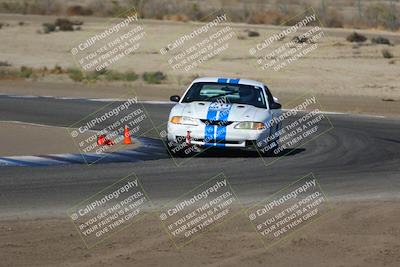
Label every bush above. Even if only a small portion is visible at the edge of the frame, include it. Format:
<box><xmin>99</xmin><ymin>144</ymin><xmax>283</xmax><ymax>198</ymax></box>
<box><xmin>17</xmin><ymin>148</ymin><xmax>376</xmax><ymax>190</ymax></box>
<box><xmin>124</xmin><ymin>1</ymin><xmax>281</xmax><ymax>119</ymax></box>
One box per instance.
<box><xmin>19</xmin><ymin>66</ymin><xmax>33</xmax><ymax>78</ymax></box>
<box><xmin>382</xmin><ymin>49</ymin><xmax>393</xmax><ymax>58</ymax></box>
<box><xmin>85</xmin><ymin>71</ymin><xmax>102</xmax><ymax>81</ymax></box>
<box><xmin>247</xmin><ymin>10</ymin><xmax>284</xmax><ymax>25</ymax></box>
<box><xmin>55</xmin><ymin>18</ymin><xmax>74</xmax><ymax>31</ymax></box>
<box><xmin>0</xmin><ymin>61</ymin><xmax>11</xmax><ymax>67</ymax></box>
<box><xmin>372</xmin><ymin>36</ymin><xmax>391</xmax><ymax>45</ymax></box>
<box><xmin>42</xmin><ymin>23</ymin><xmax>56</xmax><ymax>33</ymax></box>
<box><xmin>292</xmin><ymin>35</ymin><xmax>308</xmax><ymax>43</ymax></box>
<box><xmin>51</xmin><ymin>65</ymin><xmax>64</xmax><ymax>74</ymax></box>
<box><xmin>346</xmin><ymin>32</ymin><xmax>367</xmax><ymax>43</ymax></box>
<box><xmin>66</xmin><ymin>5</ymin><xmax>93</xmax><ymax>16</ymax></box>
<box><xmin>125</xmin><ymin>72</ymin><xmax>138</xmax><ymax>81</ymax></box>
<box><xmin>143</xmin><ymin>71</ymin><xmax>166</xmax><ymax>84</ymax></box>
<box><xmin>247</xmin><ymin>30</ymin><xmax>260</xmax><ymax>37</ymax></box>
<box><xmin>0</xmin><ymin>69</ymin><xmax>18</xmax><ymax>79</ymax></box>
<box><xmin>323</xmin><ymin>9</ymin><xmax>344</xmax><ymax>28</ymax></box>
<box><xmin>105</xmin><ymin>70</ymin><xmax>124</xmax><ymax>81</ymax></box>
<box><xmin>67</xmin><ymin>68</ymin><xmax>84</xmax><ymax>82</ymax></box>
<box><xmin>105</xmin><ymin>71</ymin><xmax>138</xmax><ymax>81</ymax></box>
<box><xmin>163</xmin><ymin>14</ymin><xmax>189</xmax><ymax>22</ymax></box>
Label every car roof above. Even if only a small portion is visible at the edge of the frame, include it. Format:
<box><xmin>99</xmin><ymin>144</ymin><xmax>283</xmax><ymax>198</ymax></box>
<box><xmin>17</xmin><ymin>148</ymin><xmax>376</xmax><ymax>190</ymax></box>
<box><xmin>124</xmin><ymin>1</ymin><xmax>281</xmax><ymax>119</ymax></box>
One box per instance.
<box><xmin>192</xmin><ymin>77</ymin><xmax>265</xmax><ymax>88</ymax></box>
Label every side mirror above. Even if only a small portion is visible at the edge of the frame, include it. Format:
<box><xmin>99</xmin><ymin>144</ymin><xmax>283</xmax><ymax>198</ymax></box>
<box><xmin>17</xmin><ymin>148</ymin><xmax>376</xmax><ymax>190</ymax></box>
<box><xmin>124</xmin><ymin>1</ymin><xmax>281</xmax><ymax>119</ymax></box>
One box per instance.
<box><xmin>270</xmin><ymin>102</ymin><xmax>281</xmax><ymax>109</ymax></box>
<box><xmin>170</xmin><ymin>95</ymin><xmax>180</xmax><ymax>102</ymax></box>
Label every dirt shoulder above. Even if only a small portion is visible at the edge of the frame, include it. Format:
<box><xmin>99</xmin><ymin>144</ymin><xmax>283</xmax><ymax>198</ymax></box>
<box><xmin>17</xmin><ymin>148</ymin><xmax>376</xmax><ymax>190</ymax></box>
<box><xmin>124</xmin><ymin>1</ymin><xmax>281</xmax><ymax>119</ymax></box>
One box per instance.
<box><xmin>0</xmin><ymin>201</ymin><xmax>398</xmax><ymax>267</ymax></box>
<box><xmin>0</xmin><ymin>121</ymin><xmax>140</xmax><ymax>156</ymax></box>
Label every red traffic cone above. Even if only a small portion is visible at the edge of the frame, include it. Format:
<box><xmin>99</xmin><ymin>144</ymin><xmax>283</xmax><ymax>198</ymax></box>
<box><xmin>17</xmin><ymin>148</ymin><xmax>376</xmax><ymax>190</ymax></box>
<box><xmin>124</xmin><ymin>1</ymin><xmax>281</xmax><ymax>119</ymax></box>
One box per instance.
<box><xmin>104</xmin><ymin>139</ymin><xmax>114</xmax><ymax>145</ymax></box>
<box><xmin>124</xmin><ymin>125</ymin><xmax>132</xmax><ymax>144</ymax></box>
<box><xmin>97</xmin><ymin>135</ymin><xmax>106</xmax><ymax>145</ymax></box>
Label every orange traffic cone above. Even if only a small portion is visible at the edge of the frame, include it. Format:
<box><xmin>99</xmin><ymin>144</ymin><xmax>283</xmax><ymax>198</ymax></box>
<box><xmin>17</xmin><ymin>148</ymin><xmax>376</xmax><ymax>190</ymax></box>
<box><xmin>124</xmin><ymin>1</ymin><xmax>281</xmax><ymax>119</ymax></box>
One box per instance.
<box><xmin>124</xmin><ymin>125</ymin><xmax>132</xmax><ymax>144</ymax></box>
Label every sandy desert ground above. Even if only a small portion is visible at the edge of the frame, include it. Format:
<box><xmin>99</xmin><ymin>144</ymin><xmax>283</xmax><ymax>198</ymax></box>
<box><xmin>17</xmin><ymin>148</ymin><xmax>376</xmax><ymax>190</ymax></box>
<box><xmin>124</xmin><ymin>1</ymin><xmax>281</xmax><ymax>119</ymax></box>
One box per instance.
<box><xmin>0</xmin><ymin>201</ymin><xmax>399</xmax><ymax>267</ymax></box>
<box><xmin>0</xmin><ymin>14</ymin><xmax>399</xmax><ymax>116</ymax></box>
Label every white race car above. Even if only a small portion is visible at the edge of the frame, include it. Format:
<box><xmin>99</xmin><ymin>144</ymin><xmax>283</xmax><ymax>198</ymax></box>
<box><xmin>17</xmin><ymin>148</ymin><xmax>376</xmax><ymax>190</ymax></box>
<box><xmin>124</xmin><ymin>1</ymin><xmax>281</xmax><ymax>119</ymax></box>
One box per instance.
<box><xmin>167</xmin><ymin>77</ymin><xmax>282</xmax><ymax>155</ymax></box>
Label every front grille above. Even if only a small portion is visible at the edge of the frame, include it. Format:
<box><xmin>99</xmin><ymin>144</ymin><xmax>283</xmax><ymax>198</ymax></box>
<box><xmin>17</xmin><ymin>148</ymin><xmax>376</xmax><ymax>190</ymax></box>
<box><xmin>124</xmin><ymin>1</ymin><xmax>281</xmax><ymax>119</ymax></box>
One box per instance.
<box><xmin>200</xmin><ymin>119</ymin><xmax>233</xmax><ymax>126</ymax></box>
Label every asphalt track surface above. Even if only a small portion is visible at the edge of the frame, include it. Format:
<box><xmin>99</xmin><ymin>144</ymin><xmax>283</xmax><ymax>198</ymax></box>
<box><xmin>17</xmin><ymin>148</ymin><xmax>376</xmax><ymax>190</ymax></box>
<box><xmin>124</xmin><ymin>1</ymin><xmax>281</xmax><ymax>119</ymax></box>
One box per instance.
<box><xmin>0</xmin><ymin>95</ymin><xmax>399</xmax><ymax>218</ymax></box>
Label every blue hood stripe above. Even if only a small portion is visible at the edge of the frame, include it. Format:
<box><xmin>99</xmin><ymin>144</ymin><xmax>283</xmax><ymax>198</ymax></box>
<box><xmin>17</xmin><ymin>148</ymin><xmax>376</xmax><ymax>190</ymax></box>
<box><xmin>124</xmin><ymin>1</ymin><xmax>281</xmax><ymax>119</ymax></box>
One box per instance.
<box><xmin>217</xmin><ymin>78</ymin><xmax>240</xmax><ymax>84</ymax></box>
<box><xmin>229</xmin><ymin>78</ymin><xmax>240</xmax><ymax>84</ymax></box>
<box><xmin>204</xmin><ymin>102</ymin><xmax>231</xmax><ymax>146</ymax></box>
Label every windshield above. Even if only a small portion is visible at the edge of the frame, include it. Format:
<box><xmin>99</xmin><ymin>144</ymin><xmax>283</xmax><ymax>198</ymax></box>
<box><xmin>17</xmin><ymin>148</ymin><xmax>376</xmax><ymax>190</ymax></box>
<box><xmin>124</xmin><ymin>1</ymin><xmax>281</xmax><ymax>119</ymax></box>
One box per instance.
<box><xmin>181</xmin><ymin>82</ymin><xmax>266</xmax><ymax>108</ymax></box>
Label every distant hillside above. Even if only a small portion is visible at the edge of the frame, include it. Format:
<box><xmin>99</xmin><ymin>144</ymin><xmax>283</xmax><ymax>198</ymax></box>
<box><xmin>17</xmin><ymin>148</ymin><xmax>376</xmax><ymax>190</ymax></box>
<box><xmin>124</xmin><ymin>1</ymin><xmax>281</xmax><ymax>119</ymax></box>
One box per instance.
<box><xmin>0</xmin><ymin>0</ymin><xmax>399</xmax><ymax>31</ymax></box>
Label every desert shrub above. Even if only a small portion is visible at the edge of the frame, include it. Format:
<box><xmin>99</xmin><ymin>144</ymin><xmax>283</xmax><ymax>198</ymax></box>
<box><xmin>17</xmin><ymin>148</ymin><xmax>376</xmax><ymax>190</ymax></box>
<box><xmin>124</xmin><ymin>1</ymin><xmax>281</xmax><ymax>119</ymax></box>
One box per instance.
<box><xmin>67</xmin><ymin>68</ymin><xmax>84</xmax><ymax>82</ymax></box>
<box><xmin>85</xmin><ymin>71</ymin><xmax>102</xmax><ymax>81</ymax></box>
<box><xmin>0</xmin><ymin>69</ymin><xmax>17</xmax><ymax>79</ymax></box>
<box><xmin>124</xmin><ymin>72</ymin><xmax>138</xmax><ymax>81</ymax></box>
<box><xmin>372</xmin><ymin>36</ymin><xmax>391</xmax><ymax>45</ymax></box>
<box><xmin>346</xmin><ymin>32</ymin><xmax>367</xmax><ymax>43</ymax></box>
<box><xmin>187</xmin><ymin>3</ymin><xmax>204</xmax><ymax>21</ymax></box>
<box><xmin>66</xmin><ymin>5</ymin><xmax>93</xmax><ymax>16</ymax></box>
<box><xmin>365</xmin><ymin>3</ymin><xmax>399</xmax><ymax>31</ymax></box>
<box><xmin>51</xmin><ymin>65</ymin><xmax>64</xmax><ymax>74</ymax></box>
<box><xmin>105</xmin><ymin>70</ymin><xmax>124</xmax><ymax>81</ymax></box>
<box><xmin>247</xmin><ymin>30</ymin><xmax>260</xmax><ymax>37</ymax></box>
<box><xmin>381</xmin><ymin>49</ymin><xmax>393</xmax><ymax>58</ymax></box>
<box><xmin>18</xmin><ymin>21</ymin><xmax>25</xmax><ymax>26</ymax></box>
<box><xmin>247</xmin><ymin>10</ymin><xmax>284</xmax><ymax>25</ymax></box>
<box><xmin>163</xmin><ymin>14</ymin><xmax>189</xmax><ymax>22</ymax></box>
<box><xmin>292</xmin><ymin>35</ymin><xmax>308</xmax><ymax>43</ymax></box>
<box><xmin>19</xmin><ymin>66</ymin><xmax>33</xmax><ymax>78</ymax></box>
<box><xmin>0</xmin><ymin>61</ymin><xmax>11</xmax><ymax>67</ymax></box>
<box><xmin>42</xmin><ymin>23</ymin><xmax>56</xmax><ymax>33</ymax></box>
<box><xmin>143</xmin><ymin>71</ymin><xmax>166</xmax><ymax>84</ymax></box>
<box><xmin>55</xmin><ymin>18</ymin><xmax>74</xmax><ymax>31</ymax></box>
<box><xmin>323</xmin><ymin>9</ymin><xmax>344</xmax><ymax>28</ymax></box>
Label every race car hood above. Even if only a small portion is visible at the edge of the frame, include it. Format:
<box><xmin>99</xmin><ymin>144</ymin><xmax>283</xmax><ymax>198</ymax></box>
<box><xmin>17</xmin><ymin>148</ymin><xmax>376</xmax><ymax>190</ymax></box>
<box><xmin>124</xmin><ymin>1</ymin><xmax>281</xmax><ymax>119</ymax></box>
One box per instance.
<box><xmin>170</xmin><ymin>102</ymin><xmax>270</xmax><ymax>122</ymax></box>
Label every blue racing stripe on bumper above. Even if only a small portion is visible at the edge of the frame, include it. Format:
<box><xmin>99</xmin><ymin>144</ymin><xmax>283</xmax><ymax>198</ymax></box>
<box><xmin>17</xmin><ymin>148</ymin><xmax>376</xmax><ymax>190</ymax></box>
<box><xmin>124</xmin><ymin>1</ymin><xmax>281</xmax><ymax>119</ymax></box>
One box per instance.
<box><xmin>204</xmin><ymin>102</ymin><xmax>232</xmax><ymax>147</ymax></box>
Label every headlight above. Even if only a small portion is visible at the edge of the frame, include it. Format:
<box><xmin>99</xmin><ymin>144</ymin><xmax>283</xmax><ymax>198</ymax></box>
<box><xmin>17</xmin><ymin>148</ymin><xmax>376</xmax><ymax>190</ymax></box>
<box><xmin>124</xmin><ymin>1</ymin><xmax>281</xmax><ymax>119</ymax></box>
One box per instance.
<box><xmin>234</xmin><ymin>121</ymin><xmax>266</xmax><ymax>130</ymax></box>
<box><xmin>170</xmin><ymin>116</ymin><xmax>198</xmax><ymax>126</ymax></box>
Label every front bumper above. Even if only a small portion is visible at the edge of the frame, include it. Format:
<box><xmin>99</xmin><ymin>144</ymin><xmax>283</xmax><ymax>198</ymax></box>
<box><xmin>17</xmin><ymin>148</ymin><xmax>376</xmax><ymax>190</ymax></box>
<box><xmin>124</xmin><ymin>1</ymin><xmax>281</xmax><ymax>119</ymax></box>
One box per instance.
<box><xmin>167</xmin><ymin>122</ymin><xmax>270</xmax><ymax>148</ymax></box>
